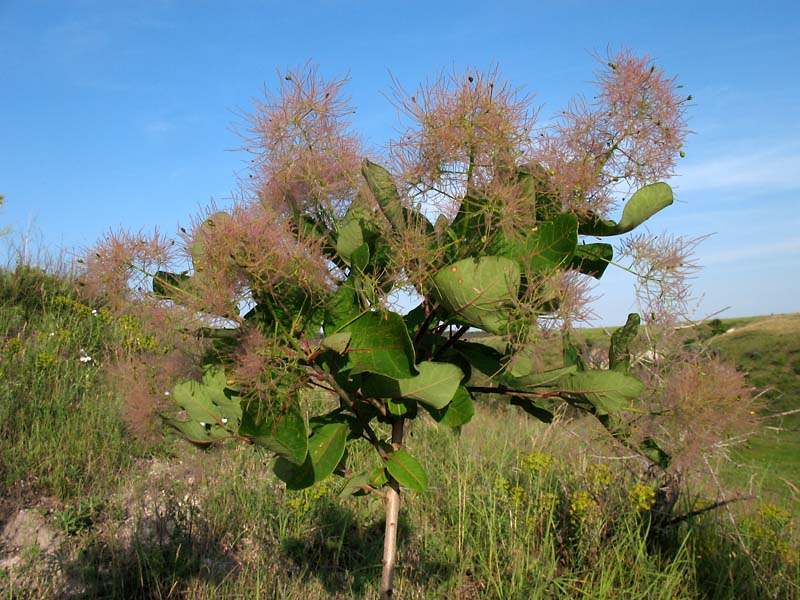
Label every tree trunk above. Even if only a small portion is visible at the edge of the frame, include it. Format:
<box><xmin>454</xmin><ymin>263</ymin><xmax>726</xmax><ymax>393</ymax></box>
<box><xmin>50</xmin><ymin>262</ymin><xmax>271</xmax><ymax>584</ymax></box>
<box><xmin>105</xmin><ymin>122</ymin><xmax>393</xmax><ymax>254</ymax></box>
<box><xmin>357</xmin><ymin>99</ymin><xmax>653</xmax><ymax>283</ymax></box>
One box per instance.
<box><xmin>380</xmin><ymin>418</ymin><xmax>405</xmax><ymax>600</ymax></box>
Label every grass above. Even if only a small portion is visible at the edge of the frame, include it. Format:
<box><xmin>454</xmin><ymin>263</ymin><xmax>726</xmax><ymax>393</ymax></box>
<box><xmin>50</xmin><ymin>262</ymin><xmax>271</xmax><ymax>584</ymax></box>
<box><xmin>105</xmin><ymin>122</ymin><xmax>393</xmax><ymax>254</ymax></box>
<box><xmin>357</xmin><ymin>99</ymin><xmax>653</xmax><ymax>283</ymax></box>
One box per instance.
<box><xmin>704</xmin><ymin>315</ymin><xmax>800</xmax><ymax>506</ymax></box>
<box><xmin>0</xmin><ymin>266</ymin><xmax>150</xmax><ymax>502</ymax></box>
<box><xmin>0</xmin><ymin>264</ymin><xmax>798</xmax><ymax>599</ymax></box>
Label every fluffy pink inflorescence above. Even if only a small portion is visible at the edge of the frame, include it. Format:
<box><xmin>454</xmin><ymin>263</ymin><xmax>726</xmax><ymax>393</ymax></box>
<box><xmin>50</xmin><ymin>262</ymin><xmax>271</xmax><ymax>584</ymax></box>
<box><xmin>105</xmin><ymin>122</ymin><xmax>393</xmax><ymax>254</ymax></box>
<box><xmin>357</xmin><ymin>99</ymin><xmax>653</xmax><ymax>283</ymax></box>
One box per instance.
<box><xmin>186</xmin><ymin>199</ymin><xmax>335</xmax><ymax>322</ymax></box>
<box><xmin>532</xmin><ymin>49</ymin><xmax>690</xmax><ymax>216</ymax></box>
<box><xmin>81</xmin><ymin>228</ymin><xmax>182</xmax><ymax>309</ymax></box>
<box><xmin>390</xmin><ymin>65</ymin><xmax>537</xmax><ymax>216</ymax></box>
<box><xmin>634</xmin><ymin>349</ymin><xmax>759</xmax><ymax>477</ymax></box>
<box><xmin>619</xmin><ymin>231</ymin><xmax>704</xmax><ymax>326</ymax></box>
<box><xmin>242</xmin><ymin>63</ymin><xmax>363</xmax><ymax>227</ymax></box>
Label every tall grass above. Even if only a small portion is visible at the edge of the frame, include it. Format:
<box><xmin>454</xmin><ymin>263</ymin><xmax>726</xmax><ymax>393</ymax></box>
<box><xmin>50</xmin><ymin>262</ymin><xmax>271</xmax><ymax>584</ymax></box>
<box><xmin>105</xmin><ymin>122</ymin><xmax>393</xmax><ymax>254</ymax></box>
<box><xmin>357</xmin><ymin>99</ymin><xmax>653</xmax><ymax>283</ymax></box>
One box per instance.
<box><xmin>0</xmin><ymin>264</ymin><xmax>798</xmax><ymax>599</ymax></box>
<box><xmin>0</xmin><ymin>265</ymin><xmax>152</xmax><ymax>500</ymax></box>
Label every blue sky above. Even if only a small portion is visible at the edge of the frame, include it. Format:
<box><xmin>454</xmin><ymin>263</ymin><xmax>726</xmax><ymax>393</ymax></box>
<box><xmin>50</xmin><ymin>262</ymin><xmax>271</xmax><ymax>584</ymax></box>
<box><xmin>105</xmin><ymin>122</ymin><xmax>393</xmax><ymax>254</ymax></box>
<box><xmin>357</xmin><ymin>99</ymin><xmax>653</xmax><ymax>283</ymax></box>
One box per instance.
<box><xmin>1</xmin><ymin>1</ymin><xmax>798</xmax><ymax>325</ymax></box>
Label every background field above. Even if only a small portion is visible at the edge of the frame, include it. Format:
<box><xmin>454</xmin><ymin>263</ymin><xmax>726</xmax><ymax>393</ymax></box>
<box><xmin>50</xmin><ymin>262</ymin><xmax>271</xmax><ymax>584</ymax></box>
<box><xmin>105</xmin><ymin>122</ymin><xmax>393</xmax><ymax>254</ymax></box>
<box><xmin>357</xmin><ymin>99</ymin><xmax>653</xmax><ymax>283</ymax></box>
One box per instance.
<box><xmin>0</xmin><ymin>265</ymin><xmax>797</xmax><ymax>599</ymax></box>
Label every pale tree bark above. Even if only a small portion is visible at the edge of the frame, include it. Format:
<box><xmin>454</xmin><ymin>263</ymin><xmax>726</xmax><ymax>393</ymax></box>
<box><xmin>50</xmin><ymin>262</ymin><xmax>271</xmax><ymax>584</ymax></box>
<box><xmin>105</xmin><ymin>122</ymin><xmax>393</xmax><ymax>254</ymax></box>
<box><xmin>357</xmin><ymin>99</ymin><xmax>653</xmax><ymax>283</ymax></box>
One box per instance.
<box><xmin>380</xmin><ymin>418</ymin><xmax>405</xmax><ymax>600</ymax></box>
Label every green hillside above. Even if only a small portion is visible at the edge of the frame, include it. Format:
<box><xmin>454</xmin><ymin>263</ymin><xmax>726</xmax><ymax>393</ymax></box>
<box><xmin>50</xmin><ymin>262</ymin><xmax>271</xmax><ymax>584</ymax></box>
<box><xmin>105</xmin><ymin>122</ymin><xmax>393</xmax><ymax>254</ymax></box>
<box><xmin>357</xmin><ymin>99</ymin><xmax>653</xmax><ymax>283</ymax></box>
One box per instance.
<box><xmin>708</xmin><ymin>314</ymin><xmax>800</xmax><ymax>500</ymax></box>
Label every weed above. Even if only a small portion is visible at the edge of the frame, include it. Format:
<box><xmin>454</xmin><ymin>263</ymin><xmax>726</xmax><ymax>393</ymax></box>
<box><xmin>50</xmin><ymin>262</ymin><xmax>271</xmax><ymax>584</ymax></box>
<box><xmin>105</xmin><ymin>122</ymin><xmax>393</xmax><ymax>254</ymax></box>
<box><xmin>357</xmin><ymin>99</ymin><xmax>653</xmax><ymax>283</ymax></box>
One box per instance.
<box><xmin>55</xmin><ymin>496</ymin><xmax>104</xmax><ymax>536</ymax></box>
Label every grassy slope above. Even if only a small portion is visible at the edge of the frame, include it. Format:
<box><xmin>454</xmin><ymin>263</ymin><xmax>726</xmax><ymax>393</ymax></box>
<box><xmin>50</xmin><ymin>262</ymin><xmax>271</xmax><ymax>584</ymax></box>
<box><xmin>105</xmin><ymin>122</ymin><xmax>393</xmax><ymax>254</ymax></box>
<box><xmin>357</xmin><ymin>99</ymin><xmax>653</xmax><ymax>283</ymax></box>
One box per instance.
<box><xmin>708</xmin><ymin>314</ymin><xmax>800</xmax><ymax>500</ymax></box>
<box><xmin>573</xmin><ymin>313</ymin><xmax>800</xmax><ymax>501</ymax></box>
<box><xmin>573</xmin><ymin>314</ymin><xmax>800</xmax><ymax>498</ymax></box>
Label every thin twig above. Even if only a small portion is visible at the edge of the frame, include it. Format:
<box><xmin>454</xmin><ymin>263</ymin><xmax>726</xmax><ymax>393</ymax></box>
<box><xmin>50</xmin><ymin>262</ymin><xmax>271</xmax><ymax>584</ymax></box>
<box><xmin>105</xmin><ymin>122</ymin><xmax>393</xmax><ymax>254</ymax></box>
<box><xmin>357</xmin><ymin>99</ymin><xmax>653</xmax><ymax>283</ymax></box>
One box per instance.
<box><xmin>661</xmin><ymin>495</ymin><xmax>756</xmax><ymax>527</ymax></box>
<box><xmin>433</xmin><ymin>324</ymin><xmax>470</xmax><ymax>359</ymax></box>
<box><xmin>758</xmin><ymin>407</ymin><xmax>800</xmax><ymax>420</ymax></box>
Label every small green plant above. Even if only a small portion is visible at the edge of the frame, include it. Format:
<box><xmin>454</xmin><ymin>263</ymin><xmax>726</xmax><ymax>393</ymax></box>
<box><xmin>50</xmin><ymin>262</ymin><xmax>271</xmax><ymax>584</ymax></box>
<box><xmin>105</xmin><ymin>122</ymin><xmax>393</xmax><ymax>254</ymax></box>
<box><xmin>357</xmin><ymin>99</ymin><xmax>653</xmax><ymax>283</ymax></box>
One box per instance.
<box><xmin>55</xmin><ymin>496</ymin><xmax>104</xmax><ymax>536</ymax></box>
<box><xmin>744</xmin><ymin>503</ymin><xmax>798</xmax><ymax>566</ymax></box>
<box><xmin>86</xmin><ymin>50</ymin><xmax>698</xmax><ymax>597</ymax></box>
<box><xmin>708</xmin><ymin>317</ymin><xmax>727</xmax><ymax>337</ymax></box>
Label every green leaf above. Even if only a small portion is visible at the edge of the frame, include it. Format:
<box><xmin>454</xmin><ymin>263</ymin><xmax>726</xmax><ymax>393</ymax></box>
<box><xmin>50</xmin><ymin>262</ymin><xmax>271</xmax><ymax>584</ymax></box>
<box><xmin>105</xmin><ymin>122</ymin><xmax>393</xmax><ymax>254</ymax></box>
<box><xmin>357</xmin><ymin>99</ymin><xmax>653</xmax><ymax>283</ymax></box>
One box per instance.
<box><xmin>509</xmin><ymin>396</ymin><xmax>554</xmax><ymax>423</ymax></box>
<box><xmin>336</xmin><ymin>208</ymin><xmax>370</xmax><ymax>264</ymax></box>
<box><xmin>339</xmin><ymin>311</ymin><xmax>416</xmax><ymax>379</ymax></box>
<box><xmin>163</xmin><ymin>365</ymin><xmax>242</xmax><ymax>446</ymax></box>
<box><xmin>562</xmin><ymin>337</ymin><xmax>585</xmax><ymax>370</ymax></box>
<box><xmin>488</xmin><ymin>214</ymin><xmax>577</xmax><ymax>274</ymax></box>
<box><xmin>361</xmin><ymin>159</ymin><xmax>434</xmax><ymax>236</ymax></box>
<box><xmin>431</xmin><ymin>256</ymin><xmax>521</xmax><ymax>335</ymax></box>
<box><xmin>446</xmin><ymin>191</ymin><xmax>496</xmax><ymax>261</ymax></box>
<box><xmin>336</xmin><ymin>205</ymin><xmax>386</xmax><ymax>277</ymax></box>
<box><xmin>338</xmin><ymin>471</ymin><xmax>373</xmax><ymax>498</ymax></box>
<box><xmin>570</xmin><ymin>243</ymin><xmax>613</xmax><ymax>279</ymax></box>
<box><xmin>517</xmin><ymin>163</ymin><xmax>561</xmax><ymax>221</ymax></box>
<box><xmin>171</xmin><ymin>366</ymin><xmax>241</xmax><ymax>427</ymax></box>
<box><xmin>239</xmin><ymin>402</ymin><xmax>308</xmax><ymax>465</ymax></box>
<box><xmin>385</xmin><ymin>449</ymin><xmax>428</xmax><ymax>492</ymax></box>
<box><xmin>162</xmin><ymin>418</ymin><xmax>231</xmax><ymax>445</ymax></box>
<box><xmin>578</xmin><ymin>183</ymin><xmax>673</xmax><ymax>236</ymax></box>
<box><xmin>306</xmin><ymin>422</ymin><xmax>348</xmax><ymax>482</ymax></box>
<box><xmin>525</xmin><ymin>213</ymin><xmax>578</xmax><ymax>272</ymax></box>
<box><xmin>425</xmin><ymin>385</ymin><xmax>475</xmax><ymax>427</ymax></box>
<box><xmin>273</xmin><ymin>455</ymin><xmax>315</xmax><ymax>490</ymax></box>
<box><xmin>361</xmin><ymin>159</ymin><xmax>405</xmax><ymax>232</ymax></box>
<box><xmin>639</xmin><ymin>438</ymin><xmax>671</xmax><ymax>470</ymax></box>
<box><xmin>308</xmin><ymin>409</ymin><xmax>351</xmax><ymax>429</ymax></box>
<box><xmin>452</xmin><ymin>340</ymin><xmax>506</xmax><ymax>378</ymax></box>
<box><xmin>503</xmin><ymin>364</ymin><xmax>643</xmax><ymax>416</ymax></box>
<box><xmin>402</xmin><ymin>303</ymin><xmax>428</xmax><ymax>335</ymax></box>
<box><xmin>370</xmin><ymin>465</ymin><xmax>389</xmax><ymax>488</ymax></box>
<box><xmin>361</xmin><ymin>361</ymin><xmax>464</xmax><ymax>410</ymax></box>
<box><xmin>321</xmin><ymin>331</ymin><xmax>352</xmax><ymax>354</ymax></box>
<box><xmin>386</xmin><ymin>398</ymin><xmax>417</xmax><ymax>417</ymax></box>
<box><xmin>152</xmin><ymin>270</ymin><xmax>191</xmax><ymax>299</ymax></box>
<box><xmin>323</xmin><ymin>282</ymin><xmax>361</xmax><ymax>334</ymax></box>
<box><xmin>510</xmin><ymin>365</ymin><xmax>578</xmax><ymax>388</ymax></box>
<box><xmin>248</xmin><ymin>285</ymin><xmax>318</xmax><ymax>335</ymax></box>
<box><xmin>350</xmin><ymin>243</ymin><xmax>370</xmax><ymax>273</ymax></box>
<box><xmin>609</xmin><ymin>313</ymin><xmax>641</xmax><ymax>372</ymax></box>
<box><xmin>505</xmin><ymin>344</ymin><xmax>540</xmax><ymax>379</ymax></box>
<box><xmin>273</xmin><ymin>421</ymin><xmax>348</xmax><ymax>490</ymax></box>
<box><xmin>560</xmin><ymin>370</ymin><xmax>644</xmax><ymax>415</ymax></box>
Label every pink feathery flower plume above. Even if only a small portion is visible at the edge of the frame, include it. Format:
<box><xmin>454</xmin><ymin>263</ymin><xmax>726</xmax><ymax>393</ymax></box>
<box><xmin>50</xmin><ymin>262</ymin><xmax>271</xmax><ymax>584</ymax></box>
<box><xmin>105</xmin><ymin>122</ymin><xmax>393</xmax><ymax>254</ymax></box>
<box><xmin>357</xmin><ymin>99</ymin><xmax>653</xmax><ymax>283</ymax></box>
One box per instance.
<box><xmin>533</xmin><ymin>49</ymin><xmax>690</xmax><ymax>216</ymax></box>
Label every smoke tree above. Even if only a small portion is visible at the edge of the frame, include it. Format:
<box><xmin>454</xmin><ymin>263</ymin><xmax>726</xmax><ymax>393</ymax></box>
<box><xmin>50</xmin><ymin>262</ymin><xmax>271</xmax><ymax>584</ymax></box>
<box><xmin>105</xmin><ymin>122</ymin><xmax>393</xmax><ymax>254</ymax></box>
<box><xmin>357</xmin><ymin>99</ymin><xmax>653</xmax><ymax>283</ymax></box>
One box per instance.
<box><xmin>85</xmin><ymin>51</ymin><xmax>694</xmax><ymax>598</ymax></box>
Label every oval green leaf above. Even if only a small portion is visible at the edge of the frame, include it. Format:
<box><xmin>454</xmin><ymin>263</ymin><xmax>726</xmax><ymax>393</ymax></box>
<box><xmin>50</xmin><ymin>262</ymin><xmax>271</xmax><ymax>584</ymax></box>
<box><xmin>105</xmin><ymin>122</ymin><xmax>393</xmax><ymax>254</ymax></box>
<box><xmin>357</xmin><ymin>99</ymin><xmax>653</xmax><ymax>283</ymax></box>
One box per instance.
<box><xmin>570</xmin><ymin>243</ymin><xmax>613</xmax><ymax>279</ymax></box>
<box><xmin>578</xmin><ymin>183</ymin><xmax>673</xmax><ymax>236</ymax></box>
<box><xmin>273</xmin><ymin>455</ymin><xmax>315</xmax><ymax>490</ymax></box>
<box><xmin>239</xmin><ymin>402</ymin><xmax>308</xmax><ymax>465</ymax></box>
<box><xmin>361</xmin><ymin>361</ymin><xmax>463</xmax><ymax>410</ymax></box>
<box><xmin>561</xmin><ymin>370</ymin><xmax>644</xmax><ymax>415</ymax></box>
<box><xmin>431</xmin><ymin>256</ymin><xmax>520</xmax><ymax>335</ymax></box>
<box><xmin>339</xmin><ymin>310</ymin><xmax>416</xmax><ymax>379</ymax></box>
<box><xmin>385</xmin><ymin>449</ymin><xmax>428</xmax><ymax>492</ymax></box>
<box><xmin>426</xmin><ymin>385</ymin><xmax>475</xmax><ymax>427</ymax></box>
<box><xmin>307</xmin><ymin>422</ymin><xmax>349</xmax><ymax>484</ymax></box>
